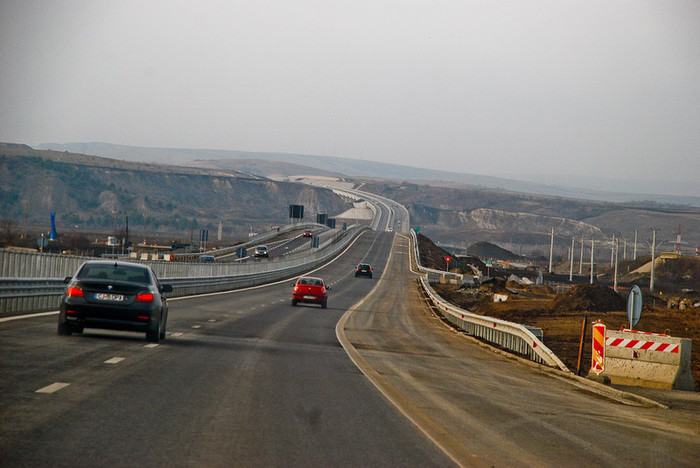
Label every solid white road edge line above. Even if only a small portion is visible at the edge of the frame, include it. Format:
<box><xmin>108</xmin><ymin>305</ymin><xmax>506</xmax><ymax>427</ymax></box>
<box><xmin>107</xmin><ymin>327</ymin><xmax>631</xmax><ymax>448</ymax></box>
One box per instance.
<box><xmin>335</xmin><ymin>233</ymin><xmax>467</xmax><ymax>468</ymax></box>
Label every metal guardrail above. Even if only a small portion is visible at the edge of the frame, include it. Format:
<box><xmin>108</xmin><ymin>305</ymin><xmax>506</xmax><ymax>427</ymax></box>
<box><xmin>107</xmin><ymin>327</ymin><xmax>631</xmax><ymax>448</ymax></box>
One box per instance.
<box><xmin>419</xmin><ymin>277</ymin><xmax>568</xmax><ymax>371</ymax></box>
<box><xmin>1</xmin><ymin>225</ymin><xmax>368</xmax><ymax>317</ymax></box>
<box><xmin>409</xmin><ymin>229</ymin><xmax>569</xmax><ymax>371</ymax></box>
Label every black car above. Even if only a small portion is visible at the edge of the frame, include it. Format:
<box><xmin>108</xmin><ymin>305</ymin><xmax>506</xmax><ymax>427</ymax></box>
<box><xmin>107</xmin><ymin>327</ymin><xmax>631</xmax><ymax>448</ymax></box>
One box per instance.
<box><xmin>58</xmin><ymin>260</ymin><xmax>172</xmax><ymax>343</ymax></box>
<box><xmin>355</xmin><ymin>263</ymin><xmax>373</xmax><ymax>278</ymax></box>
<box><xmin>254</xmin><ymin>245</ymin><xmax>269</xmax><ymax>257</ymax></box>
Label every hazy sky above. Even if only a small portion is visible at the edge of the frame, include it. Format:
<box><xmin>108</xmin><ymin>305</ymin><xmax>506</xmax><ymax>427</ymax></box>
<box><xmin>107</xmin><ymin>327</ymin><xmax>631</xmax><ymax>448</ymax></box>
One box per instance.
<box><xmin>2</xmin><ymin>0</ymin><xmax>699</xmax><ymax>184</ymax></box>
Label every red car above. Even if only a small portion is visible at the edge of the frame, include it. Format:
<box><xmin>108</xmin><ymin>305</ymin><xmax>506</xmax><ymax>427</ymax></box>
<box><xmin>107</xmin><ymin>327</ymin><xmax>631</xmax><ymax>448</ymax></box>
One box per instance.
<box><xmin>302</xmin><ymin>230</ymin><xmax>313</xmax><ymax>238</ymax></box>
<box><xmin>291</xmin><ymin>276</ymin><xmax>330</xmax><ymax>308</ymax></box>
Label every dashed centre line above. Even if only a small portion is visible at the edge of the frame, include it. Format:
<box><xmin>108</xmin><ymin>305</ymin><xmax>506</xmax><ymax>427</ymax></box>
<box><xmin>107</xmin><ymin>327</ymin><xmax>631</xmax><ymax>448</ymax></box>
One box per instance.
<box><xmin>36</xmin><ymin>382</ymin><xmax>70</xmax><ymax>394</ymax></box>
<box><xmin>104</xmin><ymin>357</ymin><xmax>125</xmax><ymax>364</ymax></box>
<box><xmin>144</xmin><ymin>343</ymin><xmax>159</xmax><ymax>348</ymax></box>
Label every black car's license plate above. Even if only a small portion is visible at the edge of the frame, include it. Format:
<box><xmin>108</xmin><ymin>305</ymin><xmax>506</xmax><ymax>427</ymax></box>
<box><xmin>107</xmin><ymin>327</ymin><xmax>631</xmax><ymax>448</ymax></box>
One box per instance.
<box><xmin>95</xmin><ymin>293</ymin><xmax>124</xmax><ymax>301</ymax></box>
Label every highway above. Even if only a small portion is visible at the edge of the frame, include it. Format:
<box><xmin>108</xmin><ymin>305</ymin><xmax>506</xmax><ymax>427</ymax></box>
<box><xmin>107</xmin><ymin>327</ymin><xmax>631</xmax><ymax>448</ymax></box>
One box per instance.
<box><xmin>1</xmin><ymin>228</ymin><xmax>699</xmax><ymax>466</ymax></box>
<box><xmin>0</xmin><ymin>231</ymin><xmax>452</xmax><ymax>466</ymax></box>
<box><xmin>217</xmin><ymin>227</ymin><xmax>327</xmax><ymax>262</ymax></box>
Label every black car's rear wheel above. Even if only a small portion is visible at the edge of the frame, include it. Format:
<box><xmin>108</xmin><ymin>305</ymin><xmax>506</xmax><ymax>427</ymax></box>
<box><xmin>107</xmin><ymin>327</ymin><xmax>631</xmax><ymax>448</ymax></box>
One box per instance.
<box><xmin>146</xmin><ymin>318</ymin><xmax>161</xmax><ymax>343</ymax></box>
<box><xmin>57</xmin><ymin>320</ymin><xmax>72</xmax><ymax>336</ymax></box>
<box><xmin>159</xmin><ymin>314</ymin><xmax>167</xmax><ymax>340</ymax></box>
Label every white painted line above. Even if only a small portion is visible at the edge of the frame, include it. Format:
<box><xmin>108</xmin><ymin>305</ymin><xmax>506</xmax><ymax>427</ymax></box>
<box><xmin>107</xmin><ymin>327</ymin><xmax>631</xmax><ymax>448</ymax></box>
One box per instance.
<box><xmin>36</xmin><ymin>382</ymin><xmax>70</xmax><ymax>394</ymax></box>
<box><xmin>144</xmin><ymin>343</ymin><xmax>159</xmax><ymax>348</ymax></box>
<box><xmin>208</xmin><ymin>319</ymin><xmax>217</xmax><ymax>323</ymax></box>
<box><xmin>0</xmin><ymin>311</ymin><xmax>58</xmax><ymax>323</ymax></box>
<box><xmin>171</xmin><ymin>332</ymin><xmax>183</xmax><ymax>337</ymax></box>
<box><xmin>104</xmin><ymin>357</ymin><xmax>125</xmax><ymax>364</ymax></box>
<box><xmin>191</xmin><ymin>324</ymin><xmax>201</xmax><ymax>329</ymax></box>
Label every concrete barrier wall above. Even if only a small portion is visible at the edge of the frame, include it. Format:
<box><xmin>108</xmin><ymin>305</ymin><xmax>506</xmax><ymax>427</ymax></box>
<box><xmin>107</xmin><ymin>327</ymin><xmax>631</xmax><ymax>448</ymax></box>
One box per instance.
<box><xmin>600</xmin><ymin>328</ymin><xmax>695</xmax><ymax>391</ymax></box>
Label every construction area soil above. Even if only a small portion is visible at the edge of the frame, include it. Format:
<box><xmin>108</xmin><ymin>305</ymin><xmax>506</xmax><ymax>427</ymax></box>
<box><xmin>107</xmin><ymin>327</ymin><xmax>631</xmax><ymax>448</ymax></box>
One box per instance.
<box><xmin>417</xmin><ymin>234</ymin><xmax>700</xmax><ymax>391</ymax></box>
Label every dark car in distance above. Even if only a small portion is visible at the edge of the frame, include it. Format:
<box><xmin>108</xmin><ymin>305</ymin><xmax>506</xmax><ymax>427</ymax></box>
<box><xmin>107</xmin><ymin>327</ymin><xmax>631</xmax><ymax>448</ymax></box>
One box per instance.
<box><xmin>302</xmin><ymin>230</ymin><xmax>313</xmax><ymax>238</ymax></box>
<box><xmin>58</xmin><ymin>260</ymin><xmax>172</xmax><ymax>343</ymax></box>
<box><xmin>254</xmin><ymin>245</ymin><xmax>269</xmax><ymax>257</ymax></box>
<box><xmin>291</xmin><ymin>276</ymin><xmax>330</xmax><ymax>308</ymax></box>
<box><xmin>355</xmin><ymin>263</ymin><xmax>373</xmax><ymax>278</ymax></box>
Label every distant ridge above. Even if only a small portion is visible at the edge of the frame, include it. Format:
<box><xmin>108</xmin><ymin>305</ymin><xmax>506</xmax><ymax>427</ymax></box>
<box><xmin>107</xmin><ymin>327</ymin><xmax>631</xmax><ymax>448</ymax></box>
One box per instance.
<box><xmin>35</xmin><ymin>142</ymin><xmax>700</xmax><ymax>207</ymax></box>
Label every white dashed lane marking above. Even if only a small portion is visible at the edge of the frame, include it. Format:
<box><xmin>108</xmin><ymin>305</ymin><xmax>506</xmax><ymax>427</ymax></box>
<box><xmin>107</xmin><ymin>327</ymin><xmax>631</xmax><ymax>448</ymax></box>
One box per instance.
<box><xmin>36</xmin><ymin>382</ymin><xmax>70</xmax><ymax>394</ymax></box>
<box><xmin>192</xmin><ymin>325</ymin><xmax>201</xmax><ymax>329</ymax></box>
<box><xmin>144</xmin><ymin>344</ymin><xmax>159</xmax><ymax>348</ymax></box>
<box><xmin>104</xmin><ymin>357</ymin><xmax>125</xmax><ymax>364</ymax></box>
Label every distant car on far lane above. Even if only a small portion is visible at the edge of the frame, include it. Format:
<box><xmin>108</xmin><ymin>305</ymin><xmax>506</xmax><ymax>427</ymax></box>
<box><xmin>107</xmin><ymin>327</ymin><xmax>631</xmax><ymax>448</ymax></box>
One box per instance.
<box><xmin>355</xmin><ymin>263</ymin><xmax>373</xmax><ymax>278</ymax></box>
<box><xmin>303</xmin><ymin>230</ymin><xmax>313</xmax><ymax>238</ymax></box>
<box><xmin>254</xmin><ymin>245</ymin><xmax>269</xmax><ymax>257</ymax></box>
<box><xmin>291</xmin><ymin>276</ymin><xmax>330</xmax><ymax>308</ymax></box>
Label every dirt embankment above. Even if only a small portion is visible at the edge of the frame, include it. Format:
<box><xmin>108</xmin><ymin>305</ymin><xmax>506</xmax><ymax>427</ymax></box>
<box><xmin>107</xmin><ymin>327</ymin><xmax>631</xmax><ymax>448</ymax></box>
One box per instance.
<box><xmin>432</xmin><ymin>281</ymin><xmax>700</xmax><ymax>391</ymax></box>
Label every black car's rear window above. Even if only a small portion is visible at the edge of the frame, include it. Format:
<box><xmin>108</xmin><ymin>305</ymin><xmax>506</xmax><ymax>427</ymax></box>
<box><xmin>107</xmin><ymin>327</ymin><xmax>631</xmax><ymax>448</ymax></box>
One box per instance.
<box><xmin>78</xmin><ymin>264</ymin><xmax>152</xmax><ymax>285</ymax></box>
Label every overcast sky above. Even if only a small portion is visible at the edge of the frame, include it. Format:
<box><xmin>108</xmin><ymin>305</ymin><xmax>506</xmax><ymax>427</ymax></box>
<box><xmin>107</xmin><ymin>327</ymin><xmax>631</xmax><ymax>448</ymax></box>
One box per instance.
<box><xmin>1</xmin><ymin>0</ymin><xmax>699</xmax><ymax>186</ymax></box>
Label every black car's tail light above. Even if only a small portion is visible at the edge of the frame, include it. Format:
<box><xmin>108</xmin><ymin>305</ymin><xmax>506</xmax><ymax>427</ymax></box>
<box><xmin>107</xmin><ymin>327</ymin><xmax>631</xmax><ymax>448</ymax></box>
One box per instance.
<box><xmin>135</xmin><ymin>292</ymin><xmax>154</xmax><ymax>303</ymax></box>
<box><xmin>66</xmin><ymin>286</ymin><xmax>84</xmax><ymax>297</ymax></box>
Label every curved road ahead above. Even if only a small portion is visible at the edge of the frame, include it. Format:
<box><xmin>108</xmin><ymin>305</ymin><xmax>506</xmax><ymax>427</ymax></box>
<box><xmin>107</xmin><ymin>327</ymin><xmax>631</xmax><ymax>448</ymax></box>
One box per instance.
<box><xmin>1</xmin><ymin>230</ymin><xmax>698</xmax><ymax>466</ymax></box>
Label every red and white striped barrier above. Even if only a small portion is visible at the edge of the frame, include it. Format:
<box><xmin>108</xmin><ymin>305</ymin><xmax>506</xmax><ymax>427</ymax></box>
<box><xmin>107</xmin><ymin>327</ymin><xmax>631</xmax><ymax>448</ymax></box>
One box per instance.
<box><xmin>591</xmin><ymin>325</ymin><xmax>694</xmax><ymax>391</ymax></box>
<box><xmin>606</xmin><ymin>337</ymin><xmax>679</xmax><ymax>354</ymax></box>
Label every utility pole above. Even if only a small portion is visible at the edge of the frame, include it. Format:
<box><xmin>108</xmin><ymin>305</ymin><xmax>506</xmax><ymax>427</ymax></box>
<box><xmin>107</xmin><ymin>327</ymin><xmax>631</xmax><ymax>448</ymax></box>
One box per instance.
<box><xmin>650</xmin><ymin>229</ymin><xmax>657</xmax><ymax>291</ymax></box>
<box><xmin>548</xmin><ymin>227</ymin><xmax>554</xmax><ymax>273</ymax></box>
<box><xmin>579</xmin><ymin>234</ymin><xmax>584</xmax><ymax>275</ymax></box>
<box><xmin>610</xmin><ymin>234</ymin><xmax>615</xmax><ymax>267</ymax></box>
<box><xmin>633</xmin><ymin>230</ymin><xmax>638</xmax><ymax>260</ymax></box>
<box><xmin>614</xmin><ymin>237</ymin><xmax>619</xmax><ymax>292</ymax></box>
<box><xmin>569</xmin><ymin>237</ymin><xmax>574</xmax><ymax>281</ymax></box>
<box><xmin>590</xmin><ymin>239</ymin><xmax>595</xmax><ymax>284</ymax></box>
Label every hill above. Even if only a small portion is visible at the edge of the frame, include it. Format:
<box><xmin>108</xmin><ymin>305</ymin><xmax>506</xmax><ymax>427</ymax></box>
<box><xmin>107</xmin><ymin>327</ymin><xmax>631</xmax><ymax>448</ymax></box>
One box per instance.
<box><xmin>0</xmin><ymin>147</ymin><xmax>352</xmax><ymax>243</ymax></box>
<box><xmin>35</xmin><ymin>142</ymin><xmax>700</xmax><ymax>206</ymax></box>
<box><xmin>359</xmin><ymin>179</ymin><xmax>700</xmax><ymax>261</ymax></box>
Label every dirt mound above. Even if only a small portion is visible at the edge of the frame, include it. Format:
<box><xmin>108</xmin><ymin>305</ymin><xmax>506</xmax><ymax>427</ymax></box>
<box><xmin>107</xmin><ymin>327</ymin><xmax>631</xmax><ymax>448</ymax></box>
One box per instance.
<box><xmin>553</xmin><ymin>284</ymin><xmax>625</xmax><ymax>312</ymax></box>
<box><xmin>479</xmin><ymin>277</ymin><xmax>509</xmax><ymax>294</ymax></box>
<box><xmin>417</xmin><ymin>233</ymin><xmax>453</xmax><ymax>270</ymax></box>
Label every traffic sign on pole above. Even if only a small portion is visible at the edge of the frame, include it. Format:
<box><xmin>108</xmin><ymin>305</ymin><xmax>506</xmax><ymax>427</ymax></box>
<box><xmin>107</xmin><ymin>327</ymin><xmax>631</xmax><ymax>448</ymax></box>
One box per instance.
<box><xmin>627</xmin><ymin>285</ymin><xmax>643</xmax><ymax>330</ymax></box>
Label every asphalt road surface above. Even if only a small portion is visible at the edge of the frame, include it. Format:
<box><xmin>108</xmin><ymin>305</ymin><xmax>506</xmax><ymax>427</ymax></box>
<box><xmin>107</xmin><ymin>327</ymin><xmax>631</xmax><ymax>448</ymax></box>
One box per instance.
<box><xmin>1</xmin><ymin>230</ymin><xmax>698</xmax><ymax>467</ymax></box>
<box><xmin>0</xmin><ymin>231</ymin><xmax>452</xmax><ymax>467</ymax></box>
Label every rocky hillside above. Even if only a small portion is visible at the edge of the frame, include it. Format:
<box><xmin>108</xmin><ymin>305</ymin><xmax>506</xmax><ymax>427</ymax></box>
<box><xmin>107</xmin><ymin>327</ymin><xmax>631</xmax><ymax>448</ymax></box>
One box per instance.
<box><xmin>362</xmin><ymin>180</ymin><xmax>700</xmax><ymax>259</ymax></box>
<box><xmin>0</xmin><ymin>147</ymin><xmax>352</xmax><ymax>241</ymax></box>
